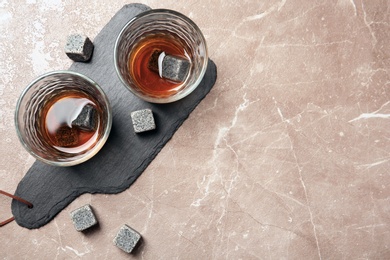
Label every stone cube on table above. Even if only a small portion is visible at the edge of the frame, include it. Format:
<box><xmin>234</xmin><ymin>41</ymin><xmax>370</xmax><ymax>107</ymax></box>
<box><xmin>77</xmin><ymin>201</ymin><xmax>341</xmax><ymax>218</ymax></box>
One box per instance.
<box><xmin>113</xmin><ymin>224</ymin><xmax>142</xmax><ymax>254</ymax></box>
<box><xmin>69</xmin><ymin>204</ymin><xmax>98</xmax><ymax>231</ymax></box>
<box><xmin>65</xmin><ymin>34</ymin><xmax>94</xmax><ymax>62</ymax></box>
<box><xmin>131</xmin><ymin>109</ymin><xmax>156</xmax><ymax>133</ymax></box>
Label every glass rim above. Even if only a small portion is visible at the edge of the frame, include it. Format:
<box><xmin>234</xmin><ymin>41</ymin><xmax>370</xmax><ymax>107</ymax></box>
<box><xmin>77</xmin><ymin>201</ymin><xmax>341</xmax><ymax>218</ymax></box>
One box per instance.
<box><xmin>114</xmin><ymin>8</ymin><xmax>209</xmax><ymax>104</ymax></box>
<box><xmin>14</xmin><ymin>70</ymin><xmax>112</xmax><ymax>167</ymax></box>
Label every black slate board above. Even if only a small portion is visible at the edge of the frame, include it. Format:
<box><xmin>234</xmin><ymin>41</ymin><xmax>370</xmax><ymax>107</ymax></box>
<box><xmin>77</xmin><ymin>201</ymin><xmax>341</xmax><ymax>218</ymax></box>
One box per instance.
<box><xmin>11</xmin><ymin>3</ymin><xmax>217</xmax><ymax>229</ymax></box>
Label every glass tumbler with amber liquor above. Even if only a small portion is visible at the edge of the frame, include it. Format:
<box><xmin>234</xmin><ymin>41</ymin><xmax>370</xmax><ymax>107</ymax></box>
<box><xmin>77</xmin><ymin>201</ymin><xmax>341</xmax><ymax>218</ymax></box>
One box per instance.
<box><xmin>114</xmin><ymin>9</ymin><xmax>208</xmax><ymax>103</ymax></box>
<box><xmin>15</xmin><ymin>71</ymin><xmax>112</xmax><ymax>166</ymax></box>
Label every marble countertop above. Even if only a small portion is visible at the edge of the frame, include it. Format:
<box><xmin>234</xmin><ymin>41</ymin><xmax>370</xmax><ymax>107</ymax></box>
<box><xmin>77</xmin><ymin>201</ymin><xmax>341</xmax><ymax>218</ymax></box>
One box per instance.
<box><xmin>1</xmin><ymin>0</ymin><xmax>389</xmax><ymax>259</ymax></box>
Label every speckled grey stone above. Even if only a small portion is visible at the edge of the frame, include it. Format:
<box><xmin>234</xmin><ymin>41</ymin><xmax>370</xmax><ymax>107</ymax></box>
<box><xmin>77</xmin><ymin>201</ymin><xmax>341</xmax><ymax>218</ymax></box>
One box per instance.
<box><xmin>70</xmin><ymin>204</ymin><xmax>97</xmax><ymax>231</ymax></box>
<box><xmin>65</xmin><ymin>34</ymin><xmax>94</xmax><ymax>62</ymax></box>
<box><xmin>113</xmin><ymin>224</ymin><xmax>141</xmax><ymax>253</ymax></box>
<box><xmin>148</xmin><ymin>50</ymin><xmax>191</xmax><ymax>82</ymax></box>
<box><xmin>131</xmin><ymin>109</ymin><xmax>156</xmax><ymax>133</ymax></box>
<box><xmin>162</xmin><ymin>54</ymin><xmax>191</xmax><ymax>82</ymax></box>
<box><xmin>72</xmin><ymin>104</ymin><xmax>98</xmax><ymax>131</ymax></box>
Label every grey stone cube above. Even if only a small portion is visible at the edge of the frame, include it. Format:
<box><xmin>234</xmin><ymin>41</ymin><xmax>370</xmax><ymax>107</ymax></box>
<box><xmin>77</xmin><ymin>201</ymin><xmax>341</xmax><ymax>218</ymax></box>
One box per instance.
<box><xmin>113</xmin><ymin>224</ymin><xmax>142</xmax><ymax>254</ymax></box>
<box><xmin>148</xmin><ymin>50</ymin><xmax>191</xmax><ymax>82</ymax></box>
<box><xmin>55</xmin><ymin>126</ymin><xmax>79</xmax><ymax>147</ymax></box>
<box><xmin>65</xmin><ymin>34</ymin><xmax>94</xmax><ymax>62</ymax></box>
<box><xmin>162</xmin><ymin>54</ymin><xmax>191</xmax><ymax>82</ymax></box>
<box><xmin>131</xmin><ymin>109</ymin><xmax>156</xmax><ymax>133</ymax></box>
<box><xmin>72</xmin><ymin>104</ymin><xmax>98</xmax><ymax>131</ymax></box>
<box><xmin>70</xmin><ymin>204</ymin><xmax>98</xmax><ymax>231</ymax></box>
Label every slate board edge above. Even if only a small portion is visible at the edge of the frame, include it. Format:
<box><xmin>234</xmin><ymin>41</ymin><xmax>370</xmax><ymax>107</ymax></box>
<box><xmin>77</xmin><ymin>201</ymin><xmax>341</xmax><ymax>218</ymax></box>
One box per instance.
<box><xmin>11</xmin><ymin>3</ymin><xmax>217</xmax><ymax>229</ymax></box>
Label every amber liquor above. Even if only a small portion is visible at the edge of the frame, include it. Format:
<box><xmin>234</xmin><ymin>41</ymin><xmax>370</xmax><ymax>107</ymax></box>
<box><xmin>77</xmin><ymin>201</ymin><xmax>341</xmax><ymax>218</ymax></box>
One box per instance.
<box><xmin>41</xmin><ymin>90</ymin><xmax>102</xmax><ymax>154</ymax></box>
<box><xmin>128</xmin><ymin>33</ymin><xmax>191</xmax><ymax>98</ymax></box>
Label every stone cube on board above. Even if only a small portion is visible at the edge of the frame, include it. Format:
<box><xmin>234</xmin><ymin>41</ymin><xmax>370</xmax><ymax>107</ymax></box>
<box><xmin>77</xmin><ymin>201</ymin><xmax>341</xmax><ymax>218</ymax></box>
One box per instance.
<box><xmin>131</xmin><ymin>109</ymin><xmax>156</xmax><ymax>133</ymax></box>
<box><xmin>113</xmin><ymin>224</ymin><xmax>142</xmax><ymax>253</ymax></box>
<box><xmin>65</xmin><ymin>34</ymin><xmax>94</xmax><ymax>62</ymax></box>
<box><xmin>70</xmin><ymin>204</ymin><xmax>98</xmax><ymax>231</ymax></box>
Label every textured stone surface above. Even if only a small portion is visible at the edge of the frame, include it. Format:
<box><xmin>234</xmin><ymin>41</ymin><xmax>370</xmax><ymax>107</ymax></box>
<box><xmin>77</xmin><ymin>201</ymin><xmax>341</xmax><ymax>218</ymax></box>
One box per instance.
<box><xmin>148</xmin><ymin>50</ymin><xmax>190</xmax><ymax>82</ymax></box>
<box><xmin>161</xmin><ymin>54</ymin><xmax>190</xmax><ymax>82</ymax></box>
<box><xmin>113</xmin><ymin>224</ymin><xmax>142</xmax><ymax>253</ymax></box>
<box><xmin>70</xmin><ymin>204</ymin><xmax>98</xmax><ymax>231</ymax></box>
<box><xmin>72</xmin><ymin>104</ymin><xmax>98</xmax><ymax>131</ymax></box>
<box><xmin>1</xmin><ymin>1</ymin><xmax>390</xmax><ymax>260</ymax></box>
<box><xmin>55</xmin><ymin>126</ymin><xmax>79</xmax><ymax>147</ymax></box>
<box><xmin>65</xmin><ymin>34</ymin><xmax>94</xmax><ymax>62</ymax></box>
<box><xmin>131</xmin><ymin>109</ymin><xmax>156</xmax><ymax>133</ymax></box>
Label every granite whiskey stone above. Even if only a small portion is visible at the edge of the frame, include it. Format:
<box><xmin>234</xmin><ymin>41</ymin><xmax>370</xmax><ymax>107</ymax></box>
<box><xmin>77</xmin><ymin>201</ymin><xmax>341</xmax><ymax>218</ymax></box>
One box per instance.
<box><xmin>70</xmin><ymin>204</ymin><xmax>98</xmax><ymax>231</ymax></box>
<box><xmin>131</xmin><ymin>109</ymin><xmax>156</xmax><ymax>133</ymax></box>
<box><xmin>148</xmin><ymin>50</ymin><xmax>191</xmax><ymax>82</ymax></box>
<box><xmin>162</xmin><ymin>54</ymin><xmax>190</xmax><ymax>82</ymax></box>
<box><xmin>55</xmin><ymin>126</ymin><xmax>79</xmax><ymax>147</ymax></box>
<box><xmin>113</xmin><ymin>224</ymin><xmax>142</xmax><ymax>253</ymax></box>
<box><xmin>72</xmin><ymin>104</ymin><xmax>98</xmax><ymax>131</ymax></box>
<box><xmin>147</xmin><ymin>49</ymin><xmax>161</xmax><ymax>73</ymax></box>
<box><xmin>65</xmin><ymin>34</ymin><xmax>94</xmax><ymax>62</ymax></box>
